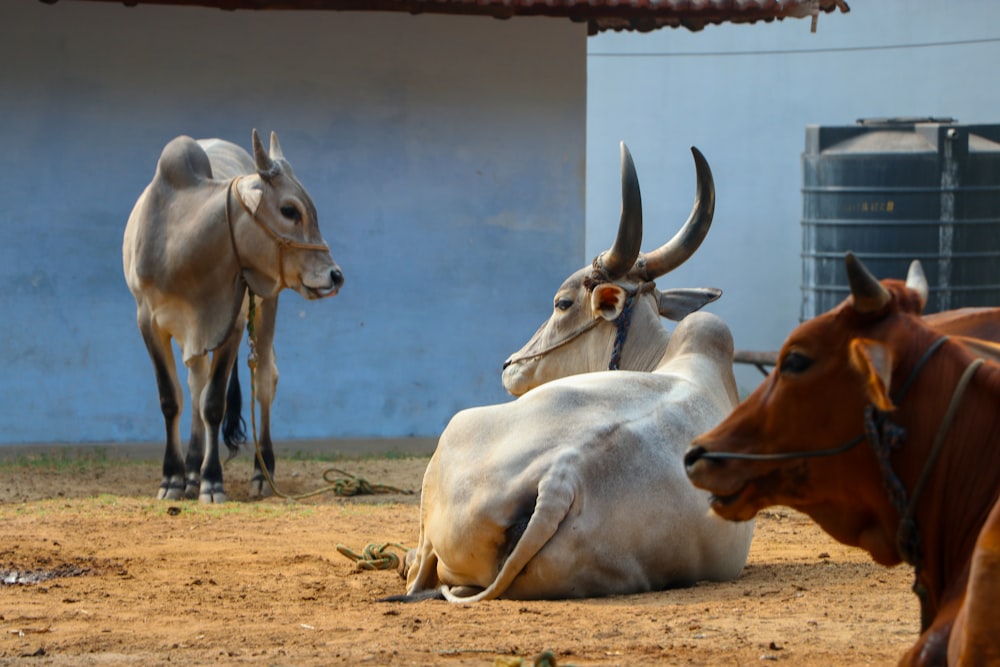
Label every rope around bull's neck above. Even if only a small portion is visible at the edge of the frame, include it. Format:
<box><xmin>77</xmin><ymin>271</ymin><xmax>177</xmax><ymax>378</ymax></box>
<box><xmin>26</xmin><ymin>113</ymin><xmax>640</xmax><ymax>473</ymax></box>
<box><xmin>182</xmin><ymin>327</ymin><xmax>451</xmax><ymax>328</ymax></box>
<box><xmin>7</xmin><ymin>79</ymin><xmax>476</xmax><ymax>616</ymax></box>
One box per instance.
<box><xmin>504</xmin><ymin>282</ymin><xmax>655</xmax><ymax>371</ymax></box>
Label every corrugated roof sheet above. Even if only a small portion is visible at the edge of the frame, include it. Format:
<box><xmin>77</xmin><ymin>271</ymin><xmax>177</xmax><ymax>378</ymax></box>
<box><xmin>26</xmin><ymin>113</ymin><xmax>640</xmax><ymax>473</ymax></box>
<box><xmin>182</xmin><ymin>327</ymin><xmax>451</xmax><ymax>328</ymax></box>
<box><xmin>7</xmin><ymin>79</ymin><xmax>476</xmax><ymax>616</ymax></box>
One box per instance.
<box><xmin>46</xmin><ymin>0</ymin><xmax>851</xmax><ymax>34</ymax></box>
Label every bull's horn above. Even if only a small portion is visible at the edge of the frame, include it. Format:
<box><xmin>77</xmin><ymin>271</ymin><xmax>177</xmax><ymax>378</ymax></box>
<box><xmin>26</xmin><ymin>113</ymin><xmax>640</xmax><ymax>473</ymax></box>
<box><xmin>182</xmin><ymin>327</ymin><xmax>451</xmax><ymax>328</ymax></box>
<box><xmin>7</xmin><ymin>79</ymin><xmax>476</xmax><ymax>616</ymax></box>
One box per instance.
<box><xmin>252</xmin><ymin>128</ymin><xmax>277</xmax><ymax>177</ymax></box>
<box><xmin>593</xmin><ymin>142</ymin><xmax>643</xmax><ymax>282</ymax></box>
<box><xmin>846</xmin><ymin>252</ymin><xmax>891</xmax><ymax>313</ymax></box>
<box><xmin>269</xmin><ymin>131</ymin><xmax>285</xmax><ymax>161</ymax></box>
<box><xmin>905</xmin><ymin>259</ymin><xmax>929</xmax><ymax>308</ymax></box>
<box><xmin>636</xmin><ymin>146</ymin><xmax>715</xmax><ymax>280</ymax></box>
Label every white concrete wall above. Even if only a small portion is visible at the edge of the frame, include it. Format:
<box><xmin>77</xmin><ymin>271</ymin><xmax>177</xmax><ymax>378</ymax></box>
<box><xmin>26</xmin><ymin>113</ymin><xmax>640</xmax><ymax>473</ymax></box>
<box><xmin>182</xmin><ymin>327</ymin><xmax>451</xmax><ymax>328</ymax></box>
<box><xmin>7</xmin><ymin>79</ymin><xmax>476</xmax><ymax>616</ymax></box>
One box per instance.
<box><xmin>0</xmin><ymin>1</ymin><xmax>586</xmax><ymax>444</ymax></box>
<box><xmin>587</xmin><ymin>0</ymin><xmax>1000</xmax><ymax>395</ymax></box>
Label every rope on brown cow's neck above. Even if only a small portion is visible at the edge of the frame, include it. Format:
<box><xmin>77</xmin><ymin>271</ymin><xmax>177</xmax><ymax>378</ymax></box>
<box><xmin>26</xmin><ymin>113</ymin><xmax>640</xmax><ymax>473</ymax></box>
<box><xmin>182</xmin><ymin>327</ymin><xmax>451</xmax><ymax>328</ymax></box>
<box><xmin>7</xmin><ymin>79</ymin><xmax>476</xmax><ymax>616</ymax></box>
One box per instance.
<box><xmin>896</xmin><ymin>355</ymin><xmax>984</xmax><ymax>631</ymax></box>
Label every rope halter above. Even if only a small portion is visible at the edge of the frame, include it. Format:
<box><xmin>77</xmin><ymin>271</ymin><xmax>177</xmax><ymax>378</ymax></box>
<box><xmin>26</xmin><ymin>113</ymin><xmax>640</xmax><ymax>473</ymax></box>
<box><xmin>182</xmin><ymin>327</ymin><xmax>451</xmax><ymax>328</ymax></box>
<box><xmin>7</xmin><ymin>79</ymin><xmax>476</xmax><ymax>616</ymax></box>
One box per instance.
<box><xmin>225</xmin><ymin>175</ymin><xmax>330</xmax><ymax>291</ymax></box>
<box><xmin>503</xmin><ymin>281</ymin><xmax>655</xmax><ymax>372</ymax></box>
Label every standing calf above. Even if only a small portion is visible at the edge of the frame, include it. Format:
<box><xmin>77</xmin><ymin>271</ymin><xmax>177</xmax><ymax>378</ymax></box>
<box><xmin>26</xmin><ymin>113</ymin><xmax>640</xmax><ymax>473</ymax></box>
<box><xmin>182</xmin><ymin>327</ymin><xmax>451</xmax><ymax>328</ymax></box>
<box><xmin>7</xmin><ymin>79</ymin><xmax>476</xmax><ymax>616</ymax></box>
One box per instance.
<box><xmin>123</xmin><ymin>129</ymin><xmax>343</xmax><ymax>502</ymax></box>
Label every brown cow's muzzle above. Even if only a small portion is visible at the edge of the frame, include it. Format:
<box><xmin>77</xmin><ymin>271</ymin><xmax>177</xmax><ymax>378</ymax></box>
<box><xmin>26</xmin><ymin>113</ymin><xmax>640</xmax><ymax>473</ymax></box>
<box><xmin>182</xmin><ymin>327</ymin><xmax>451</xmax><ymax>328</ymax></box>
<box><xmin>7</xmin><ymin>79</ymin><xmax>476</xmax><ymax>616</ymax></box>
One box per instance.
<box><xmin>684</xmin><ymin>441</ymin><xmax>762</xmax><ymax>523</ymax></box>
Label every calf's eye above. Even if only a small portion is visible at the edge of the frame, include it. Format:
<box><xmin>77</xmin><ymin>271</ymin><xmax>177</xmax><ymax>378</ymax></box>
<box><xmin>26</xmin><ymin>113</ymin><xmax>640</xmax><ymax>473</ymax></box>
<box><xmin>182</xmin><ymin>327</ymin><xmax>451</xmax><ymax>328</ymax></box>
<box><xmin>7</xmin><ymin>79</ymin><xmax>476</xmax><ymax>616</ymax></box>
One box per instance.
<box><xmin>555</xmin><ymin>298</ymin><xmax>573</xmax><ymax>311</ymax></box>
<box><xmin>280</xmin><ymin>205</ymin><xmax>302</xmax><ymax>223</ymax></box>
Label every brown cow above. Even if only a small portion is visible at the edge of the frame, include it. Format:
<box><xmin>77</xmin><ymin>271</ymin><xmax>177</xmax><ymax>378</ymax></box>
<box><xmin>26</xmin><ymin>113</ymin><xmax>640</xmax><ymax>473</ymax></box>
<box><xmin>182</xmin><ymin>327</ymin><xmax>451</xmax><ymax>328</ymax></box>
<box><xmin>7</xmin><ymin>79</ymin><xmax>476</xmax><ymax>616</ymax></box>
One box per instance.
<box><xmin>684</xmin><ymin>252</ymin><xmax>1000</xmax><ymax>666</ymax></box>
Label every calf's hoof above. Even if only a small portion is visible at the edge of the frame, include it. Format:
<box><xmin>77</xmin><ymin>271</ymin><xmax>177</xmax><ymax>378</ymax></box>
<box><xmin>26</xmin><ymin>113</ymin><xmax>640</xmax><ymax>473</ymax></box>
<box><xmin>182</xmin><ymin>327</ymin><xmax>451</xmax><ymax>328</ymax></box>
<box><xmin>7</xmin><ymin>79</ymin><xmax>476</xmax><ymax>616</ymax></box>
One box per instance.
<box><xmin>249</xmin><ymin>475</ymin><xmax>275</xmax><ymax>499</ymax></box>
<box><xmin>199</xmin><ymin>481</ymin><xmax>226</xmax><ymax>504</ymax></box>
<box><xmin>157</xmin><ymin>477</ymin><xmax>185</xmax><ymax>501</ymax></box>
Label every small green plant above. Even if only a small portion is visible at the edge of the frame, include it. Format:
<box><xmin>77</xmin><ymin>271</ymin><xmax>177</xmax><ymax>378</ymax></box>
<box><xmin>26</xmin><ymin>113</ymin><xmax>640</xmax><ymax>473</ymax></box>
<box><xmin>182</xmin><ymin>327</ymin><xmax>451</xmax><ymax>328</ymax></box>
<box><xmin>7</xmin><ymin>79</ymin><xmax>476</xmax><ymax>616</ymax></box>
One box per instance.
<box><xmin>0</xmin><ymin>448</ymin><xmax>142</xmax><ymax>473</ymax></box>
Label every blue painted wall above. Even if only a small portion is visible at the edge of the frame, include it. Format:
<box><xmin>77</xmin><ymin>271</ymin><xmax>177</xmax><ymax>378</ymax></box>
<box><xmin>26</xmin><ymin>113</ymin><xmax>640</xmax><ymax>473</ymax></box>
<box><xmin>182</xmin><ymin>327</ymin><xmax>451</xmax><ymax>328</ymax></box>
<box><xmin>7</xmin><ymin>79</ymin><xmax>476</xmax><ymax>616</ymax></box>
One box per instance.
<box><xmin>1</xmin><ymin>2</ymin><xmax>585</xmax><ymax>444</ymax></box>
<box><xmin>587</xmin><ymin>0</ymin><xmax>1000</xmax><ymax>395</ymax></box>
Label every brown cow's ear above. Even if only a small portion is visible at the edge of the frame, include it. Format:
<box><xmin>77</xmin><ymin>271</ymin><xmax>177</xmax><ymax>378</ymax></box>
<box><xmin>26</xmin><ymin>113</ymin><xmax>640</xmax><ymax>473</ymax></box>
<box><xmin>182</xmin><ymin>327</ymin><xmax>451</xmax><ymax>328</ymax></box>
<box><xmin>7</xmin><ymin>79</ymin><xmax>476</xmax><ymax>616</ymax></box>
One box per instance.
<box><xmin>591</xmin><ymin>283</ymin><xmax>627</xmax><ymax>321</ymax></box>
<box><xmin>849</xmin><ymin>338</ymin><xmax>895</xmax><ymax>411</ymax></box>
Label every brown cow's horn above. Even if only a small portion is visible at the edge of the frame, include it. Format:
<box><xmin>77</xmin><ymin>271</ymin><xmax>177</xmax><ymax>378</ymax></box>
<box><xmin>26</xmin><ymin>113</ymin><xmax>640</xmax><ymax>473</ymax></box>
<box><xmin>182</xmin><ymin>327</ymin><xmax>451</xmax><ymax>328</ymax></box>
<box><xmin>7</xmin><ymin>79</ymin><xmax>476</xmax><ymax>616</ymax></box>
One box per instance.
<box><xmin>252</xmin><ymin>128</ymin><xmax>277</xmax><ymax>177</ymax></box>
<box><xmin>593</xmin><ymin>142</ymin><xmax>643</xmax><ymax>282</ymax></box>
<box><xmin>636</xmin><ymin>146</ymin><xmax>715</xmax><ymax>281</ymax></box>
<box><xmin>905</xmin><ymin>259</ymin><xmax>929</xmax><ymax>308</ymax></box>
<box><xmin>846</xmin><ymin>252</ymin><xmax>891</xmax><ymax>313</ymax></box>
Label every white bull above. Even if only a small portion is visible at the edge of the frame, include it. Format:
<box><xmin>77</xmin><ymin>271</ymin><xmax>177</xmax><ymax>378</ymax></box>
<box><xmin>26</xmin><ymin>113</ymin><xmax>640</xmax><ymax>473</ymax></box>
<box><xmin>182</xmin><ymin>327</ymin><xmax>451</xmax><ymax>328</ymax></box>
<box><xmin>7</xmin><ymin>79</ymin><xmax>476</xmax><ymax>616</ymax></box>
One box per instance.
<box><xmin>398</xmin><ymin>144</ymin><xmax>754</xmax><ymax>602</ymax></box>
<box><xmin>123</xmin><ymin>129</ymin><xmax>343</xmax><ymax>503</ymax></box>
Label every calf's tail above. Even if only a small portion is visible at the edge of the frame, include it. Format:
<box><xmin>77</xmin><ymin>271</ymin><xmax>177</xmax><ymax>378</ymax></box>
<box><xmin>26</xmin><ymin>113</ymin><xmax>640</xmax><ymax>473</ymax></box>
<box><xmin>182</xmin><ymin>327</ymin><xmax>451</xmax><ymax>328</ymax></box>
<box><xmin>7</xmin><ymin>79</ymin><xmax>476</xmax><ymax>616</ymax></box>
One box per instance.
<box><xmin>222</xmin><ymin>365</ymin><xmax>247</xmax><ymax>453</ymax></box>
<box><xmin>441</xmin><ymin>459</ymin><xmax>578</xmax><ymax>603</ymax></box>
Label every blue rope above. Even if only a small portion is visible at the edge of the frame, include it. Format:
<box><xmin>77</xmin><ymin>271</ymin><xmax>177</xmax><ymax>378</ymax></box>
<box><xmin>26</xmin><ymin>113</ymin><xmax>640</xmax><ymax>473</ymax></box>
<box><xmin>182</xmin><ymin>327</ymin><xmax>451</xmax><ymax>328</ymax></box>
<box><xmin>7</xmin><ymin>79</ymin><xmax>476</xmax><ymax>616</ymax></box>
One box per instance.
<box><xmin>608</xmin><ymin>294</ymin><xmax>636</xmax><ymax>371</ymax></box>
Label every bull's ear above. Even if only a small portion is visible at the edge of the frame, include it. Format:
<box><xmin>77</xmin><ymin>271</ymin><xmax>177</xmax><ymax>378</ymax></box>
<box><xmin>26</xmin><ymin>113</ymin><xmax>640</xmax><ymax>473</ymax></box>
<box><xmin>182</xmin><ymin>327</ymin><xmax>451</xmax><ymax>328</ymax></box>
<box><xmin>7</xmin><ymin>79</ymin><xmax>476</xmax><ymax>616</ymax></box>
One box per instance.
<box><xmin>849</xmin><ymin>338</ymin><xmax>895</xmax><ymax>411</ymax></box>
<box><xmin>591</xmin><ymin>283</ymin><xmax>628</xmax><ymax>321</ymax></box>
<box><xmin>236</xmin><ymin>176</ymin><xmax>263</xmax><ymax>213</ymax></box>
<box><xmin>658</xmin><ymin>287</ymin><xmax>721</xmax><ymax>321</ymax></box>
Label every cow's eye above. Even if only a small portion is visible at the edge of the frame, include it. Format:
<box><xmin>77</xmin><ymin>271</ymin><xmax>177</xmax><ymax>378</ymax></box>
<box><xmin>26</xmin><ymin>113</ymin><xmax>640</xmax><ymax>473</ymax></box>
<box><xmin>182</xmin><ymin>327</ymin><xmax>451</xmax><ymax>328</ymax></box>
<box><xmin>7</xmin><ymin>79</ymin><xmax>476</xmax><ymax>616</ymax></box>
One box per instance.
<box><xmin>780</xmin><ymin>351</ymin><xmax>812</xmax><ymax>375</ymax></box>
<box><xmin>280</xmin><ymin>205</ymin><xmax>302</xmax><ymax>223</ymax></box>
<box><xmin>555</xmin><ymin>298</ymin><xmax>573</xmax><ymax>311</ymax></box>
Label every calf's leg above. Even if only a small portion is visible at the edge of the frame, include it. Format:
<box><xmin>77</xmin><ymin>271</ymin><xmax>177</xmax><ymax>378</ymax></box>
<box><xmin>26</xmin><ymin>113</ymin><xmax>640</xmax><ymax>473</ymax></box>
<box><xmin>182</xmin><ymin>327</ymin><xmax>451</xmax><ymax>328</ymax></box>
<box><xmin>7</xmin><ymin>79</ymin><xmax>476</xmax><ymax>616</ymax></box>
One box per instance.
<box><xmin>192</xmin><ymin>326</ymin><xmax>243</xmax><ymax>503</ymax></box>
<box><xmin>138</xmin><ymin>316</ymin><xmax>185</xmax><ymax>500</ymax></box>
<box><xmin>248</xmin><ymin>295</ymin><xmax>279</xmax><ymax>499</ymax></box>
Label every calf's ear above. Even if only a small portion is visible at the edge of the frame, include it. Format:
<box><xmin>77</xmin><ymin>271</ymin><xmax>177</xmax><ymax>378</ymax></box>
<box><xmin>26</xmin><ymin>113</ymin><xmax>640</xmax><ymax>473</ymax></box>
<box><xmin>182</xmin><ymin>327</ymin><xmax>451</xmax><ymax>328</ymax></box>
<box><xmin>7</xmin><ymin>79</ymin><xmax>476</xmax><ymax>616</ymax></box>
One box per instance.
<box><xmin>849</xmin><ymin>338</ymin><xmax>895</xmax><ymax>411</ymax></box>
<box><xmin>658</xmin><ymin>287</ymin><xmax>722</xmax><ymax>321</ymax></box>
<box><xmin>591</xmin><ymin>283</ymin><xmax>628</xmax><ymax>321</ymax></box>
<box><xmin>236</xmin><ymin>176</ymin><xmax>263</xmax><ymax>214</ymax></box>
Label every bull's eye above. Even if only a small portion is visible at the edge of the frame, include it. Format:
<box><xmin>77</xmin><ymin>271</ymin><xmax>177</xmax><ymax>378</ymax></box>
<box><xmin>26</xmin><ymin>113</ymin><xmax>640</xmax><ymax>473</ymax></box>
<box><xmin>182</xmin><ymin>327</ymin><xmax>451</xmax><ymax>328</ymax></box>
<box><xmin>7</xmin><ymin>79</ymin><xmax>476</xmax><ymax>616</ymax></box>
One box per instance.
<box><xmin>280</xmin><ymin>205</ymin><xmax>302</xmax><ymax>224</ymax></box>
<box><xmin>555</xmin><ymin>298</ymin><xmax>573</xmax><ymax>312</ymax></box>
<box><xmin>780</xmin><ymin>351</ymin><xmax>812</xmax><ymax>375</ymax></box>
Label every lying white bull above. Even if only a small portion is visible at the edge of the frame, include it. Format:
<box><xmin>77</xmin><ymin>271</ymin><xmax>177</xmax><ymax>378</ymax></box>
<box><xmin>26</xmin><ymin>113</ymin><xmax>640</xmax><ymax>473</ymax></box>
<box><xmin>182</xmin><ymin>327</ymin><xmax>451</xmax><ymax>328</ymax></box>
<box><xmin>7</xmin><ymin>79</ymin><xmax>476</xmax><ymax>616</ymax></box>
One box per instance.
<box><xmin>398</xmin><ymin>144</ymin><xmax>753</xmax><ymax>601</ymax></box>
<box><xmin>123</xmin><ymin>129</ymin><xmax>343</xmax><ymax>503</ymax></box>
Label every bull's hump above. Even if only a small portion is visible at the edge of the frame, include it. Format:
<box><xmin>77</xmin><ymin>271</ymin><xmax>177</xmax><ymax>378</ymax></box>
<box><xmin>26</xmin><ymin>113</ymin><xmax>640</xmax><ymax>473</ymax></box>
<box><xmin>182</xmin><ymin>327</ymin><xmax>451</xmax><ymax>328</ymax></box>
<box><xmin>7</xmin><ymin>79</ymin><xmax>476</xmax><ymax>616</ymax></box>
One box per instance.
<box><xmin>155</xmin><ymin>135</ymin><xmax>213</xmax><ymax>189</ymax></box>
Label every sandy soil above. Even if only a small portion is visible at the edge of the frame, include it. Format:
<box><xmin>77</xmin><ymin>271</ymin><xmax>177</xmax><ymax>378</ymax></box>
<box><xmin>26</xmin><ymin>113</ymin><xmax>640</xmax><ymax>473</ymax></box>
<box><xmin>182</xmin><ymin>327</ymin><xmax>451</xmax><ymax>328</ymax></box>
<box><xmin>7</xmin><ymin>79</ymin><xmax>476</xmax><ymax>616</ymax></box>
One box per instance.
<box><xmin>0</xmin><ymin>450</ymin><xmax>919</xmax><ymax>666</ymax></box>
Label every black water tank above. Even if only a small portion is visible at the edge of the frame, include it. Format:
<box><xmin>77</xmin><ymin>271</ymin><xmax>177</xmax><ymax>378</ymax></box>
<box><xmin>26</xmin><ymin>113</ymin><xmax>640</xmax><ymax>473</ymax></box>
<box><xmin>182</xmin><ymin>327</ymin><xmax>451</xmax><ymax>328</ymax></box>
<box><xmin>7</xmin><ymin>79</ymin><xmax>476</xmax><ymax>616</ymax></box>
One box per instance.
<box><xmin>801</xmin><ymin>118</ymin><xmax>1000</xmax><ymax>318</ymax></box>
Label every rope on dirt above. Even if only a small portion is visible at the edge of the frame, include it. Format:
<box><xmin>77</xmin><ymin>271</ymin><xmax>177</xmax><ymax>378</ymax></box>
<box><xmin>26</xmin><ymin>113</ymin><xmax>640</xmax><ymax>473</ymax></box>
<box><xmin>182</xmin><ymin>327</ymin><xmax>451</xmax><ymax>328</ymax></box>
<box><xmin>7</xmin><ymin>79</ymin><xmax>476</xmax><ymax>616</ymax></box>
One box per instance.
<box><xmin>336</xmin><ymin>542</ymin><xmax>409</xmax><ymax>571</ymax></box>
<box><xmin>322</xmin><ymin>468</ymin><xmax>413</xmax><ymax>497</ymax></box>
<box><xmin>242</xmin><ymin>288</ymin><xmax>413</xmax><ymax>502</ymax></box>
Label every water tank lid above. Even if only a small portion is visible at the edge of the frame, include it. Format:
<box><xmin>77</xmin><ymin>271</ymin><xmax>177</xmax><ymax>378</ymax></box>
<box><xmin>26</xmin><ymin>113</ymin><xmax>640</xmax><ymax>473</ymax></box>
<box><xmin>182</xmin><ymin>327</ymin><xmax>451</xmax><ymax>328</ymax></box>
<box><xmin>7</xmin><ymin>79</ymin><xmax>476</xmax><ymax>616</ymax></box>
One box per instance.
<box><xmin>856</xmin><ymin>116</ymin><xmax>957</xmax><ymax>126</ymax></box>
<box><xmin>824</xmin><ymin>130</ymin><xmax>936</xmax><ymax>154</ymax></box>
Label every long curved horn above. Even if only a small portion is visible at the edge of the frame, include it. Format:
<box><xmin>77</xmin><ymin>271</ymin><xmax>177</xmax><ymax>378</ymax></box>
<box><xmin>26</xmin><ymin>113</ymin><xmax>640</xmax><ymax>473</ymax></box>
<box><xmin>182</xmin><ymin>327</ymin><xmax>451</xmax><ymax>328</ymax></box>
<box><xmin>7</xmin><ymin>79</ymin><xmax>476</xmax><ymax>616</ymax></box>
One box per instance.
<box><xmin>593</xmin><ymin>142</ymin><xmax>643</xmax><ymax>282</ymax></box>
<box><xmin>846</xmin><ymin>252</ymin><xmax>891</xmax><ymax>313</ymax></box>
<box><xmin>636</xmin><ymin>146</ymin><xmax>715</xmax><ymax>280</ymax></box>
<box><xmin>905</xmin><ymin>259</ymin><xmax>929</xmax><ymax>309</ymax></box>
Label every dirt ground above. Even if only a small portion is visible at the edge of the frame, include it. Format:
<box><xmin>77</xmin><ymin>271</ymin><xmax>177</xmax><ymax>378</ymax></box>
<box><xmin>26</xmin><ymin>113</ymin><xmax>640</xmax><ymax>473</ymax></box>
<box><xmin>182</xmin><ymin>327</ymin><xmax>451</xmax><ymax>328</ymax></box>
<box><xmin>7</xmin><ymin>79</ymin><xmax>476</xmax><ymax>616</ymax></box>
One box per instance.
<box><xmin>0</xmin><ymin>447</ymin><xmax>920</xmax><ymax>666</ymax></box>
